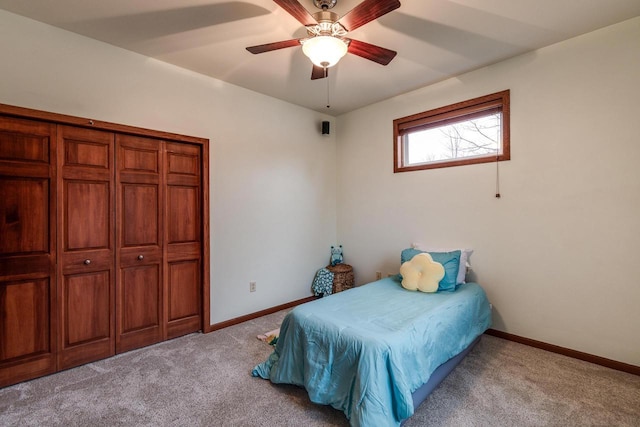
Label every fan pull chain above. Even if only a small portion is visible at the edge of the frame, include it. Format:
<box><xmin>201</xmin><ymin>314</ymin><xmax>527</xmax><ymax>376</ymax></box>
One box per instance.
<box><xmin>326</xmin><ymin>68</ymin><xmax>330</xmax><ymax>109</ymax></box>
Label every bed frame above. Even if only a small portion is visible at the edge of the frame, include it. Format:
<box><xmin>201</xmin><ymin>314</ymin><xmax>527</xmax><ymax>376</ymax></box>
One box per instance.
<box><xmin>401</xmin><ymin>335</ymin><xmax>481</xmax><ymax>425</ymax></box>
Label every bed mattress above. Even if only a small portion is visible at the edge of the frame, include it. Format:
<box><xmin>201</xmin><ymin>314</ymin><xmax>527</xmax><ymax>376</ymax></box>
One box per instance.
<box><xmin>253</xmin><ymin>276</ymin><xmax>491</xmax><ymax>426</ymax></box>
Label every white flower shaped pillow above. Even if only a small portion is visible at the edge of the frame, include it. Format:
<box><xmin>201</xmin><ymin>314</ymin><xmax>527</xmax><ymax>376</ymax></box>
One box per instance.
<box><xmin>399</xmin><ymin>252</ymin><xmax>445</xmax><ymax>293</ymax></box>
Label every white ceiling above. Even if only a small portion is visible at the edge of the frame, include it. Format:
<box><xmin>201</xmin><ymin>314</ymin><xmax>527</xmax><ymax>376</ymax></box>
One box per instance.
<box><xmin>1</xmin><ymin>0</ymin><xmax>639</xmax><ymax>116</ymax></box>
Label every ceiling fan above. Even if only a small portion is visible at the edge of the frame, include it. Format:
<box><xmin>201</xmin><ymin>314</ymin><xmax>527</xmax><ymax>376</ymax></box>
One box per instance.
<box><xmin>246</xmin><ymin>0</ymin><xmax>401</xmax><ymax>80</ymax></box>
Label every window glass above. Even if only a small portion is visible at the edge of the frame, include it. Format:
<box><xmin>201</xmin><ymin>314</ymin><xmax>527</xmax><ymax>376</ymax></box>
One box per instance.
<box><xmin>394</xmin><ymin>90</ymin><xmax>510</xmax><ymax>172</ymax></box>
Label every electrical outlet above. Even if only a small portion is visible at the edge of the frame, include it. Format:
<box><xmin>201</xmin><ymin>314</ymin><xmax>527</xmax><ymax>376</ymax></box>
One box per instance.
<box><xmin>249</xmin><ymin>281</ymin><xmax>256</xmax><ymax>292</ymax></box>
<box><xmin>376</xmin><ymin>271</ymin><xmax>382</xmax><ymax>280</ymax></box>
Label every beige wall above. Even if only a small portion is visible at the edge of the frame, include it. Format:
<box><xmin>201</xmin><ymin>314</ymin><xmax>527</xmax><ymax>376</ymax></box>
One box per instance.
<box><xmin>336</xmin><ymin>17</ymin><xmax>640</xmax><ymax>365</ymax></box>
<box><xmin>2</xmin><ymin>8</ymin><xmax>639</xmax><ymax>366</ymax></box>
<box><xmin>0</xmin><ymin>10</ymin><xmax>337</xmax><ymax>323</ymax></box>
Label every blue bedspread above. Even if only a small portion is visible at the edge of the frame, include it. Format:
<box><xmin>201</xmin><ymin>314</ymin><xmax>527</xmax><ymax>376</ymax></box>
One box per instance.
<box><xmin>252</xmin><ymin>277</ymin><xmax>492</xmax><ymax>426</ymax></box>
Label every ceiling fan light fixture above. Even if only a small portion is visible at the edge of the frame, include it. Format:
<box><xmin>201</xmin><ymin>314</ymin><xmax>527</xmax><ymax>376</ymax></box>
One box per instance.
<box><xmin>302</xmin><ymin>36</ymin><xmax>348</xmax><ymax>68</ymax></box>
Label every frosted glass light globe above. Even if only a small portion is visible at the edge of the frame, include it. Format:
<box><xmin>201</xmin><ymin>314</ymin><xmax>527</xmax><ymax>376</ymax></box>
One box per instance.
<box><xmin>302</xmin><ymin>36</ymin><xmax>348</xmax><ymax>68</ymax></box>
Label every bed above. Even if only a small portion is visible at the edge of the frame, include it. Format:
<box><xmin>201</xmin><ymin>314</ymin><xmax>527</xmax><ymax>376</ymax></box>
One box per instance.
<box><xmin>252</xmin><ymin>263</ymin><xmax>491</xmax><ymax>426</ymax></box>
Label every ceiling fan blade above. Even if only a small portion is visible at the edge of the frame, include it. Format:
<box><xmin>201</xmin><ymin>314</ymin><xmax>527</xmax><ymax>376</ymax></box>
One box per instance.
<box><xmin>339</xmin><ymin>0</ymin><xmax>401</xmax><ymax>32</ymax></box>
<box><xmin>273</xmin><ymin>0</ymin><xmax>317</xmax><ymax>26</ymax></box>
<box><xmin>311</xmin><ymin>65</ymin><xmax>328</xmax><ymax>80</ymax></box>
<box><xmin>246</xmin><ymin>39</ymin><xmax>302</xmax><ymax>54</ymax></box>
<box><xmin>347</xmin><ymin>39</ymin><xmax>397</xmax><ymax>65</ymax></box>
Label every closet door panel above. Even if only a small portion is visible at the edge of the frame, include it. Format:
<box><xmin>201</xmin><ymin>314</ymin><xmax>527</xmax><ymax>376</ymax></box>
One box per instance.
<box><xmin>0</xmin><ymin>278</ymin><xmax>54</xmax><ymax>387</ymax></box>
<box><xmin>58</xmin><ymin>126</ymin><xmax>115</xmax><ymax>370</ymax></box>
<box><xmin>0</xmin><ymin>117</ymin><xmax>56</xmax><ymax>387</ymax></box>
<box><xmin>165</xmin><ymin>143</ymin><xmax>201</xmax><ymax>338</ymax></box>
<box><xmin>167</xmin><ymin>186</ymin><xmax>198</xmax><ymax>244</ymax></box>
<box><xmin>122</xmin><ymin>184</ymin><xmax>158</xmax><ymax>246</ymax></box>
<box><xmin>0</xmin><ymin>131</ymin><xmax>49</xmax><ymax>162</ymax></box>
<box><xmin>116</xmin><ymin>251</ymin><xmax>163</xmax><ymax>352</ymax></box>
<box><xmin>121</xmin><ymin>264</ymin><xmax>160</xmax><ymax>332</ymax></box>
<box><xmin>168</xmin><ymin>259</ymin><xmax>200</xmax><ymax>321</ymax></box>
<box><xmin>63</xmin><ymin>271</ymin><xmax>111</xmax><ymax>344</ymax></box>
<box><xmin>65</xmin><ymin>181</ymin><xmax>110</xmax><ymax>250</ymax></box>
<box><xmin>0</xmin><ymin>278</ymin><xmax>50</xmax><ymax>359</ymax></box>
<box><xmin>0</xmin><ymin>179</ymin><xmax>49</xmax><ymax>254</ymax></box>
<box><xmin>116</xmin><ymin>135</ymin><xmax>163</xmax><ymax>353</ymax></box>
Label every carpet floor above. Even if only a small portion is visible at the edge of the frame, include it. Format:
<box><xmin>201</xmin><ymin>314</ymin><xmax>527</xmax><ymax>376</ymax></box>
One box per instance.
<box><xmin>1</xmin><ymin>309</ymin><xmax>639</xmax><ymax>426</ymax></box>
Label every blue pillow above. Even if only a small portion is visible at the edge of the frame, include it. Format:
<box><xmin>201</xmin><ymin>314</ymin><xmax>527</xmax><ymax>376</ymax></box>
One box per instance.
<box><xmin>400</xmin><ymin>248</ymin><xmax>461</xmax><ymax>292</ymax></box>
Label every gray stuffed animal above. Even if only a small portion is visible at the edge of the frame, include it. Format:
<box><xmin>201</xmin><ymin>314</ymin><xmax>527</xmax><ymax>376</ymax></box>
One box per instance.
<box><xmin>330</xmin><ymin>245</ymin><xmax>343</xmax><ymax>266</ymax></box>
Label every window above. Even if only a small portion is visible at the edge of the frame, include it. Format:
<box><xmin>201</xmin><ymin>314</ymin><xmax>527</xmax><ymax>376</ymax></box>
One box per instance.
<box><xmin>394</xmin><ymin>90</ymin><xmax>510</xmax><ymax>172</ymax></box>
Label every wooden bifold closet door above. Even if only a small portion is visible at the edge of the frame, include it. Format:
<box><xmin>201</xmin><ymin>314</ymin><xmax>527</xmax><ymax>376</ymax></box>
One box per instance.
<box><xmin>116</xmin><ymin>134</ymin><xmax>164</xmax><ymax>353</ymax></box>
<box><xmin>165</xmin><ymin>142</ymin><xmax>202</xmax><ymax>339</ymax></box>
<box><xmin>0</xmin><ymin>117</ymin><xmax>57</xmax><ymax>386</ymax></box>
<box><xmin>57</xmin><ymin>130</ymin><xmax>203</xmax><ymax>365</ymax></box>
<box><xmin>57</xmin><ymin>125</ymin><xmax>116</xmax><ymax>370</ymax></box>
<box><xmin>116</xmin><ymin>137</ymin><xmax>203</xmax><ymax>347</ymax></box>
<box><xmin>0</xmin><ymin>105</ymin><xmax>209</xmax><ymax>388</ymax></box>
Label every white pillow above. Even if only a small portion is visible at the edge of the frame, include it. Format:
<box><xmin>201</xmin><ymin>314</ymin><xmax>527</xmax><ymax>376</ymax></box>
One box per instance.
<box><xmin>414</xmin><ymin>245</ymin><xmax>473</xmax><ymax>284</ymax></box>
